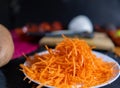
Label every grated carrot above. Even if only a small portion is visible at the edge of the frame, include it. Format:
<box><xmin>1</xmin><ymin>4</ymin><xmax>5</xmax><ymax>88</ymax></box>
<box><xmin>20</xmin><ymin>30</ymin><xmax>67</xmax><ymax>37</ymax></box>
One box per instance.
<box><xmin>20</xmin><ymin>36</ymin><xmax>116</xmax><ymax>88</ymax></box>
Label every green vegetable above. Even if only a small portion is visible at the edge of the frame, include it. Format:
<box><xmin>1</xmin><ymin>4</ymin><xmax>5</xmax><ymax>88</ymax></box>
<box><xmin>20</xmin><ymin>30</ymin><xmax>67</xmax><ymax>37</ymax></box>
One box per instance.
<box><xmin>116</xmin><ymin>30</ymin><xmax>120</xmax><ymax>37</ymax></box>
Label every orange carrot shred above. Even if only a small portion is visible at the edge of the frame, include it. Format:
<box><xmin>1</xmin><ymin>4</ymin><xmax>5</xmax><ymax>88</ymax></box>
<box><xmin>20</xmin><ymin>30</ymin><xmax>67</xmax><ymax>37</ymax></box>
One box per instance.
<box><xmin>20</xmin><ymin>36</ymin><xmax>117</xmax><ymax>88</ymax></box>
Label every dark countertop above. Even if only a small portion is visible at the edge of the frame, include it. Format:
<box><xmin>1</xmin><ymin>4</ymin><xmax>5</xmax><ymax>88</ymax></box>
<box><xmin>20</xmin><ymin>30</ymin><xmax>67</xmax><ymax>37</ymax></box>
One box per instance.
<box><xmin>0</xmin><ymin>49</ymin><xmax>120</xmax><ymax>88</ymax></box>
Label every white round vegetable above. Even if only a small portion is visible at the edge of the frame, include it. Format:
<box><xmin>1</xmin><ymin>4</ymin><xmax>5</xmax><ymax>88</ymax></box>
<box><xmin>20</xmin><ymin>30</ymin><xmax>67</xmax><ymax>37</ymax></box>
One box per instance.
<box><xmin>68</xmin><ymin>15</ymin><xmax>93</xmax><ymax>33</ymax></box>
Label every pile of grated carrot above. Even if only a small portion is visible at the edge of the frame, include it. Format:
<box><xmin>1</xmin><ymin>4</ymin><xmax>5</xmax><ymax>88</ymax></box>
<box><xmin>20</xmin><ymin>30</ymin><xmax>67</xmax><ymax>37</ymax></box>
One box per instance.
<box><xmin>20</xmin><ymin>36</ymin><xmax>116</xmax><ymax>88</ymax></box>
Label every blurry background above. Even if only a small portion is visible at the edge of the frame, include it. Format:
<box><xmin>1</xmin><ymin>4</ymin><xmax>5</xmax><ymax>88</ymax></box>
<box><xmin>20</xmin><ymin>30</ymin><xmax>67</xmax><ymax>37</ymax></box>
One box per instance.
<box><xmin>1</xmin><ymin>0</ymin><xmax>120</xmax><ymax>29</ymax></box>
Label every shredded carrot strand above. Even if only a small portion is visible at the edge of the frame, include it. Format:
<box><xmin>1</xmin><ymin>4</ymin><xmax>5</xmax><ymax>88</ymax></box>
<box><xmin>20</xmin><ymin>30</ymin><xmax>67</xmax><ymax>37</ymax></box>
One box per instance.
<box><xmin>20</xmin><ymin>36</ymin><xmax>117</xmax><ymax>88</ymax></box>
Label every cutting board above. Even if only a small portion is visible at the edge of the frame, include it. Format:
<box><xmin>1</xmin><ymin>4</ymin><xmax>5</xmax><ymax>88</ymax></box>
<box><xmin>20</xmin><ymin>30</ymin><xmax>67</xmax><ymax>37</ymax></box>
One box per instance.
<box><xmin>39</xmin><ymin>32</ymin><xmax>115</xmax><ymax>50</ymax></box>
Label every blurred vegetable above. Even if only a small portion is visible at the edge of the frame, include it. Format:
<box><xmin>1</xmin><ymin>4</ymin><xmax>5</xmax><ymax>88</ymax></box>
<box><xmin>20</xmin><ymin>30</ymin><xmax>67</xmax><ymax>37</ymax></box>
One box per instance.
<box><xmin>52</xmin><ymin>21</ymin><xmax>63</xmax><ymax>30</ymax></box>
<box><xmin>116</xmin><ymin>29</ymin><xmax>120</xmax><ymax>37</ymax></box>
<box><xmin>15</xmin><ymin>21</ymin><xmax>63</xmax><ymax>42</ymax></box>
<box><xmin>0</xmin><ymin>24</ymin><xmax>14</xmax><ymax>67</ymax></box>
<box><xmin>95</xmin><ymin>24</ymin><xmax>120</xmax><ymax>46</ymax></box>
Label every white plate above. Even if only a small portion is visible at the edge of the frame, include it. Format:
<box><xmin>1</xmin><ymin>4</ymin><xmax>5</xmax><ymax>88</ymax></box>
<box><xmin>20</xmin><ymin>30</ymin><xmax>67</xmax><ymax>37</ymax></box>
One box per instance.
<box><xmin>91</xmin><ymin>51</ymin><xmax>120</xmax><ymax>88</ymax></box>
<box><xmin>23</xmin><ymin>51</ymin><xmax>120</xmax><ymax>88</ymax></box>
